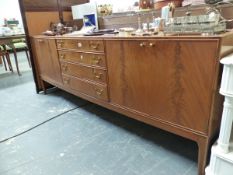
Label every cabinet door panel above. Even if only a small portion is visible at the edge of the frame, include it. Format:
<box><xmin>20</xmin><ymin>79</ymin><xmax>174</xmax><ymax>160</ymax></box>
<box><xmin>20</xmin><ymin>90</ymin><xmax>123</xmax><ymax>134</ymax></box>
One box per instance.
<box><xmin>106</xmin><ymin>40</ymin><xmax>218</xmax><ymax>133</ymax></box>
<box><xmin>34</xmin><ymin>39</ymin><xmax>53</xmax><ymax>79</ymax></box>
<box><xmin>34</xmin><ymin>38</ymin><xmax>62</xmax><ymax>85</ymax></box>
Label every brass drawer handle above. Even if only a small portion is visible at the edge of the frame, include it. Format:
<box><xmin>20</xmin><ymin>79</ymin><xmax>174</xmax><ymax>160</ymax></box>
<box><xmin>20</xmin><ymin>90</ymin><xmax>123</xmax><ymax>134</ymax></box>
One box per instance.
<box><xmin>63</xmin><ymin>78</ymin><xmax>70</xmax><ymax>84</ymax></box>
<box><xmin>140</xmin><ymin>42</ymin><xmax>146</xmax><ymax>47</ymax></box>
<box><xmin>77</xmin><ymin>42</ymin><xmax>83</xmax><ymax>48</ymax></box>
<box><xmin>93</xmin><ymin>72</ymin><xmax>103</xmax><ymax>79</ymax></box>
<box><xmin>95</xmin><ymin>74</ymin><xmax>101</xmax><ymax>79</ymax></box>
<box><xmin>92</xmin><ymin>57</ymin><xmax>101</xmax><ymax>65</ymax></box>
<box><xmin>140</xmin><ymin>42</ymin><xmax>155</xmax><ymax>48</ymax></box>
<box><xmin>149</xmin><ymin>43</ymin><xmax>155</xmax><ymax>47</ymax></box>
<box><xmin>93</xmin><ymin>69</ymin><xmax>103</xmax><ymax>79</ymax></box>
<box><xmin>94</xmin><ymin>88</ymin><xmax>104</xmax><ymax>96</ymax></box>
<box><xmin>62</xmin><ymin>64</ymin><xmax>68</xmax><ymax>72</ymax></box>
<box><xmin>89</xmin><ymin>42</ymin><xmax>99</xmax><ymax>50</ymax></box>
<box><xmin>60</xmin><ymin>54</ymin><xmax>65</xmax><ymax>59</ymax></box>
<box><xmin>80</xmin><ymin>55</ymin><xmax>84</xmax><ymax>60</ymax></box>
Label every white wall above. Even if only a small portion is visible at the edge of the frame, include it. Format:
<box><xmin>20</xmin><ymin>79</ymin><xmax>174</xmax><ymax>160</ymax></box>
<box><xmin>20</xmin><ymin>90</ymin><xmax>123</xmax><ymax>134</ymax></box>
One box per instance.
<box><xmin>0</xmin><ymin>0</ymin><xmax>23</xmax><ymax>28</ymax></box>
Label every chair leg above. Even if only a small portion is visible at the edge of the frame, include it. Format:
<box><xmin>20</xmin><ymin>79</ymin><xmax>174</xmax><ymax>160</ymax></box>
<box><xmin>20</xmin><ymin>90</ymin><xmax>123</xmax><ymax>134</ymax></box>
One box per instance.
<box><xmin>5</xmin><ymin>53</ymin><xmax>13</xmax><ymax>72</ymax></box>
<box><xmin>25</xmin><ymin>49</ymin><xmax>31</xmax><ymax>68</ymax></box>
<box><xmin>2</xmin><ymin>56</ymin><xmax>7</xmax><ymax>71</ymax></box>
<box><xmin>12</xmin><ymin>49</ymin><xmax>21</xmax><ymax>76</ymax></box>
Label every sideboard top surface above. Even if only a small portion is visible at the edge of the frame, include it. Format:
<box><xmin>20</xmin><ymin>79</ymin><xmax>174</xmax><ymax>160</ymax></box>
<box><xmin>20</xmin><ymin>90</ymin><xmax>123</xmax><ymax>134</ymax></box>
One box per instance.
<box><xmin>33</xmin><ymin>30</ymin><xmax>233</xmax><ymax>40</ymax></box>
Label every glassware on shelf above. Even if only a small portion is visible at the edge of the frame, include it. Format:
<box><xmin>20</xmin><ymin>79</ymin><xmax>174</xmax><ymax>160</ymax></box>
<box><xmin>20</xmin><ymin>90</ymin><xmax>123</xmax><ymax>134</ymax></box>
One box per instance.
<box><xmin>163</xmin><ymin>13</ymin><xmax>226</xmax><ymax>35</ymax></box>
<box><xmin>135</xmin><ymin>13</ymin><xmax>144</xmax><ymax>34</ymax></box>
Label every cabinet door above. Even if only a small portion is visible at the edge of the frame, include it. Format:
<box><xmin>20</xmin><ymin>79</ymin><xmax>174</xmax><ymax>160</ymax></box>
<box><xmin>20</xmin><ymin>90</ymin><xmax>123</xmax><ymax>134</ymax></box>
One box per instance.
<box><xmin>106</xmin><ymin>40</ymin><xmax>218</xmax><ymax>134</ymax></box>
<box><xmin>34</xmin><ymin>38</ymin><xmax>63</xmax><ymax>86</ymax></box>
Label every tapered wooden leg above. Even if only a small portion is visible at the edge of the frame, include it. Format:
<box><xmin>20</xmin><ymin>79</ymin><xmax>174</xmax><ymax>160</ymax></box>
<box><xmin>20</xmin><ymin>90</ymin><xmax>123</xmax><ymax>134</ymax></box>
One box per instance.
<box><xmin>2</xmin><ymin>56</ymin><xmax>7</xmax><ymax>71</ymax></box>
<box><xmin>25</xmin><ymin>49</ymin><xmax>31</xmax><ymax>67</ymax></box>
<box><xmin>41</xmin><ymin>80</ymin><xmax>47</xmax><ymax>94</ymax></box>
<box><xmin>12</xmin><ymin>48</ymin><xmax>21</xmax><ymax>75</ymax></box>
<box><xmin>197</xmin><ymin>138</ymin><xmax>209</xmax><ymax>175</ymax></box>
<box><xmin>5</xmin><ymin>53</ymin><xmax>13</xmax><ymax>72</ymax></box>
<box><xmin>2</xmin><ymin>45</ymin><xmax>13</xmax><ymax>72</ymax></box>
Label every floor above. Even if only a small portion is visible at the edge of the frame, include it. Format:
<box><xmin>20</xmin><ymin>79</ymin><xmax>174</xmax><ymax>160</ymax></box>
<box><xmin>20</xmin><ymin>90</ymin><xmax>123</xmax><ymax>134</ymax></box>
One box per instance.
<box><xmin>0</xmin><ymin>52</ymin><xmax>198</xmax><ymax>175</ymax></box>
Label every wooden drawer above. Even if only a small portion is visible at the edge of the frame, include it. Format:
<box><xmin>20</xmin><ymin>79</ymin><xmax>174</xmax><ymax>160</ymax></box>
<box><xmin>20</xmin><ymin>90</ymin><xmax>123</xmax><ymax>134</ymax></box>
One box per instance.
<box><xmin>61</xmin><ymin>62</ymin><xmax>107</xmax><ymax>84</ymax></box>
<box><xmin>58</xmin><ymin>51</ymin><xmax>106</xmax><ymax>68</ymax></box>
<box><xmin>63</xmin><ymin>75</ymin><xmax>109</xmax><ymax>101</ymax></box>
<box><xmin>57</xmin><ymin>39</ymin><xmax>104</xmax><ymax>52</ymax></box>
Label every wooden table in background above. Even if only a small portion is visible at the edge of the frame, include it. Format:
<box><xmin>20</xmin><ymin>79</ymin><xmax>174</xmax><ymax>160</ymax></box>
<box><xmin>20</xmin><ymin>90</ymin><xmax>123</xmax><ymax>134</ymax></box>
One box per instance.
<box><xmin>0</xmin><ymin>34</ymin><xmax>26</xmax><ymax>75</ymax></box>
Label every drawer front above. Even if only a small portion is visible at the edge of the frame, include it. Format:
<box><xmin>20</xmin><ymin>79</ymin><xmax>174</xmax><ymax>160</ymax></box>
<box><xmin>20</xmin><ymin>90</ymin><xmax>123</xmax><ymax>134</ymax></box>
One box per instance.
<box><xmin>63</xmin><ymin>75</ymin><xmax>108</xmax><ymax>101</ymax></box>
<box><xmin>59</xmin><ymin>51</ymin><xmax>106</xmax><ymax>68</ymax></box>
<box><xmin>57</xmin><ymin>39</ymin><xmax>104</xmax><ymax>52</ymax></box>
<box><xmin>61</xmin><ymin>62</ymin><xmax>107</xmax><ymax>84</ymax></box>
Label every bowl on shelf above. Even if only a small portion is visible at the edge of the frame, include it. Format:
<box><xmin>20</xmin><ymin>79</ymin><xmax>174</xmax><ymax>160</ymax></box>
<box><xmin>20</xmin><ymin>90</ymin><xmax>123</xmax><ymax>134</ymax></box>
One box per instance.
<box><xmin>154</xmin><ymin>0</ymin><xmax>183</xmax><ymax>10</ymax></box>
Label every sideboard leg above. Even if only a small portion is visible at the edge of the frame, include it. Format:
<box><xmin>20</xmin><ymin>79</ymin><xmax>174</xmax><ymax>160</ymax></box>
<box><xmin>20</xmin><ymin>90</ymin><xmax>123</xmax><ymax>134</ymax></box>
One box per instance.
<box><xmin>41</xmin><ymin>80</ymin><xmax>47</xmax><ymax>94</ymax></box>
<box><xmin>197</xmin><ymin>138</ymin><xmax>209</xmax><ymax>175</ymax></box>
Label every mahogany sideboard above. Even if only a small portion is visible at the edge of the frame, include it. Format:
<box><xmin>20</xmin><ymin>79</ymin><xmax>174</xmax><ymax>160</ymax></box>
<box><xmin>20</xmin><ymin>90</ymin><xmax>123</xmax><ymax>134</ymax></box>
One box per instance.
<box><xmin>31</xmin><ymin>32</ymin><xmax>233</xmax><ymax>175</ymax></box>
